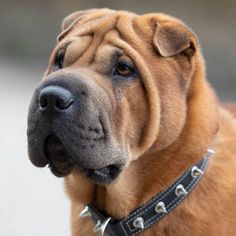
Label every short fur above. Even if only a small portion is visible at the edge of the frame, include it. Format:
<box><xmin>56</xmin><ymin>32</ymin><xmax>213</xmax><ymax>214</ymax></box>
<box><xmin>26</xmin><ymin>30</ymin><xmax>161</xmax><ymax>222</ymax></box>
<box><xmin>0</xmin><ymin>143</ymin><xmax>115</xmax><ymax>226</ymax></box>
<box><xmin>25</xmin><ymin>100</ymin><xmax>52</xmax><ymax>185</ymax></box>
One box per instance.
<box><xmin>30</xmin><ymin>9</ymin><xmax>236</xmax><ymax>235</ymax></box>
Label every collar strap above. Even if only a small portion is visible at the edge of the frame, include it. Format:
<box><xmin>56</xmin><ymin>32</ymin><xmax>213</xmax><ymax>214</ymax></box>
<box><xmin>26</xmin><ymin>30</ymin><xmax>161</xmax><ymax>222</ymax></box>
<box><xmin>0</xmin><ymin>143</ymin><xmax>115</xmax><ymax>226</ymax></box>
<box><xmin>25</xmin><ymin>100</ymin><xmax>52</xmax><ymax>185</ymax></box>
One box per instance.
<box><xmin>79</xmin><ymin>149</ymin><xmax>214</xmax><ymax>236</ymax></box>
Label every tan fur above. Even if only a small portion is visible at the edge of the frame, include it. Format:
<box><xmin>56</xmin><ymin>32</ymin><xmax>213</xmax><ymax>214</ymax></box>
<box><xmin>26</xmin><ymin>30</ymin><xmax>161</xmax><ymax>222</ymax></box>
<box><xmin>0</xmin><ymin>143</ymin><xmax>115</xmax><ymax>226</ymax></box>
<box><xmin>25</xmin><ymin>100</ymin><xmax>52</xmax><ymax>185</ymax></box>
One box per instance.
<box><xmin>46</xmin><ymin>9</ymin><xmax>236</xmax><ymax>235</ymax></box>
<box><xmin>224</xmin><ymin>104</ymin><xmax>236</xmax><ymax>117</ymax></box>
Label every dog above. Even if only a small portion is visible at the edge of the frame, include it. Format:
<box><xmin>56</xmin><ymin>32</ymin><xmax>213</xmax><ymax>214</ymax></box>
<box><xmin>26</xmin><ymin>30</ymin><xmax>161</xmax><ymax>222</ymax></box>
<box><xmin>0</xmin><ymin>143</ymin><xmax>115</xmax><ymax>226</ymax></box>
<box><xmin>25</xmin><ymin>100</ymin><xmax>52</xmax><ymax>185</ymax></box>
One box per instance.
<box><xmin>27</xmin><ymin>8</ymin><xmax>236</xmax><ymax>235</ymax></box>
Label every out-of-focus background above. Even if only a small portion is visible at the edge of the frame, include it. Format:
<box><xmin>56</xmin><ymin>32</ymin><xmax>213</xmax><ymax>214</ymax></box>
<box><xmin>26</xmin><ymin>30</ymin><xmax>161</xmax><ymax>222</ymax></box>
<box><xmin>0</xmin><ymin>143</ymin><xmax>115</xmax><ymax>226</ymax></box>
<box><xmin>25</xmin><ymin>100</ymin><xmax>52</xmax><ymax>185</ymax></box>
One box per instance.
<box><xmin>0</xmin><ymin>0</ymin><xmax>235</xmax><ymax>235</ymax></box>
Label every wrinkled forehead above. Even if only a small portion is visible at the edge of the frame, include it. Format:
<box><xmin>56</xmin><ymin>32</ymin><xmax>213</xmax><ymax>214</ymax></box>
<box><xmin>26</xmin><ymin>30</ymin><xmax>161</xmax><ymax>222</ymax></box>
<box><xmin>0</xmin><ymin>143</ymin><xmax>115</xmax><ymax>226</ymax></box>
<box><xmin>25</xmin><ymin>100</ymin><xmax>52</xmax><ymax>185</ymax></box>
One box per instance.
<box><xmin>61</xmin><ymin>10</ymin><xmax>136</xmax><ymax>38</ymax></box>
<box><xmin>57</xmin><ymin>10</ymin><xmax>159</xmax><ymax>51</ymax></box>
<box><xmin>48</xmin><ymin>9</ymin><xmax>192</xmax><ymax>75</ymax></box>
<box><xmin>56</xmin><ymin>9</ymin><xmax>188</xmax><ymax>56</ymax></box>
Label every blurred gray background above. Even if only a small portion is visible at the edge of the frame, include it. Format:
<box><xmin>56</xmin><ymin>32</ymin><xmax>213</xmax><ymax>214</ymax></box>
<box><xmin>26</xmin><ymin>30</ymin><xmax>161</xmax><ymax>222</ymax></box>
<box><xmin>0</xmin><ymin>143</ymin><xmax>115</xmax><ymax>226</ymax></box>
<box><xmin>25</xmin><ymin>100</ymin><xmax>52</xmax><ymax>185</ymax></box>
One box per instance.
<box><xmin>0</xmin><ymin>0</ymin><xmax>235</xmax><ymax>235</ymax></box>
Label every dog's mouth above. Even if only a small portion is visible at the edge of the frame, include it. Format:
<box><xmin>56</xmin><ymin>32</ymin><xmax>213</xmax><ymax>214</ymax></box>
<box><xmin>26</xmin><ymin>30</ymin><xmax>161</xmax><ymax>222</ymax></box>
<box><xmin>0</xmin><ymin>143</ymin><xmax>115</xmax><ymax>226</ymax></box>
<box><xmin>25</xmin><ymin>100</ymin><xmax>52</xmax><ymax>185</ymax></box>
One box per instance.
<box><xmin>44</xmin><ymin>134</ymin><xmax>121</xmax><ymax>184</ymax></box>
<box><xmin>82</xmin><ymin>163</ymin><xmax>121</xmax><ymax>185</ymax></box>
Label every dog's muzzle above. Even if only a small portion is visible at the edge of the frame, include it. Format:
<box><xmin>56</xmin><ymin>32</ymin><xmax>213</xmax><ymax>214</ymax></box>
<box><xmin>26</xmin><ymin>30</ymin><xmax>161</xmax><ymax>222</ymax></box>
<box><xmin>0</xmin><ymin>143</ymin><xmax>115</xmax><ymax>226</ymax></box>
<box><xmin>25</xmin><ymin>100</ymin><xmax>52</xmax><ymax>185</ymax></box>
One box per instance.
<box><xmin>27</xmin><ymin>74</ymin><xmax>126</xmax><ymax>184</ymax></box>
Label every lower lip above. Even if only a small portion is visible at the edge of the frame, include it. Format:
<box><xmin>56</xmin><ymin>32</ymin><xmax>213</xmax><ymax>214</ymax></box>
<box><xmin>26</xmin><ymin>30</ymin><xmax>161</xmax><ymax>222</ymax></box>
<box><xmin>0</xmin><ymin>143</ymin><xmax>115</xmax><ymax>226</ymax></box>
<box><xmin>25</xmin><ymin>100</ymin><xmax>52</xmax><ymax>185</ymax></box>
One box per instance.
<box><xmin>84</xmin><ymin>164</ymin><xmax>120</xmax><ymax>184</ymax></box>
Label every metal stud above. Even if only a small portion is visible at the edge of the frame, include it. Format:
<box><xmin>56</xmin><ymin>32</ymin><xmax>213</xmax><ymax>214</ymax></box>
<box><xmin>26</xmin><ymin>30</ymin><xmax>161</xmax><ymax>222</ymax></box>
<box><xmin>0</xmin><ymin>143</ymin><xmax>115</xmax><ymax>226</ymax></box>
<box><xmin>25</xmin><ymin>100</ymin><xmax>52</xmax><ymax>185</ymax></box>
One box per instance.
<box><xmin>191</xmin><ymin>166</ymin><xmax>204</xmax><ymax>178</ymax></box>
<box><xmin>99</xmin><ymin>218</ymin><xmax>112</xmax><ymax>236</ymax></box>
<box><xmin>133</xmin><ymin>217</ymin><xmax>145</xmax><ymax>229</ymax></box>
<box><xmin>93</xmin><ymin>218</ymin><xmax>112</xmax><ymax>236</ymax></box>
<box><xmin>207</xmin><ymin>149</ymin><xmax>215</xmax><ymax>156</ymax></box>
<box><xmin>93</xmin><ymin>220</ymin><xmax>102</xmax><ymax>232</ymax></box>
<box><xmin>175</xmin><ymin>184</ymin><xmax>188</xmax><ymax>197</ymax></box>
<box><xmin>155</xmin><ymin>201</ymin><xmax>167</xmax><ymax>213</ymax></box>
<box><xmin>79</xmin><ymin>206</ymin><xmax>91</xmax><ymax>218</ymax></box>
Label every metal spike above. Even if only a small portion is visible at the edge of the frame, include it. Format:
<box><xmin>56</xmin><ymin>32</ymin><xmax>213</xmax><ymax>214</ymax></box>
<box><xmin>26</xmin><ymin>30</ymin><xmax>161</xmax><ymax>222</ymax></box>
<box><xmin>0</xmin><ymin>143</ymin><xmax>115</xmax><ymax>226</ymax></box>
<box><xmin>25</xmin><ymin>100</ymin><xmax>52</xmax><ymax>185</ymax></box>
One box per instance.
<box><xmin>191</xmin><ymin>166</ymin><xmax>204</xmax><ymax>178</ymax></box>
<box><xmin>133</xmin><ymin>217</ymin><xmax>145</xmax><ymax>229</ymax></box>
<box><xmin>93</xmin><ymin>220</ymin><xmax>102</xmax><ymax>232</ymax></box>
<box><xmin>175</xmin><ymin>184</ymin><xmax>188</xmax><ymax>197</ymax></box>
<box><xmin>93</xmin><ymin>218</ymin><xmax>112</xmax><ymax>236</ymax></box>
<box><xmin>79</xmin><ymin>206</ymin><xmax>91</xmax><ymax>218</ymax></box>
<box><xmin>155</xmin><ymin>201</ymin><xmax>167</xmax><ymax>213</ymax></box>
<box><xmin>207</xmin><ymin>149</ymin><xmax>215</xmax><ymax>156</ymax></box>
<box><xmin>98</xmin><ymin>218</ymin><xmax>112</xmax><ymax>236</ymax></box>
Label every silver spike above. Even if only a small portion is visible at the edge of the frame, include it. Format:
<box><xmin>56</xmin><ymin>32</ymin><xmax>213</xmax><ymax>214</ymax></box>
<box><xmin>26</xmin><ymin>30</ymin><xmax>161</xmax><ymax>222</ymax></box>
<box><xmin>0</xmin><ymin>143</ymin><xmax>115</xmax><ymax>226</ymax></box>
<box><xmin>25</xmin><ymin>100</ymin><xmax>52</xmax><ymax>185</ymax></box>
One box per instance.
<box><xmin>191</xmin><ymin>166</ymin><xmax>204</xmax><ymax>178</ymax></box>
<box><xmin>207</xmin><ymin>149</ymin><xmax>215</xmax><ymax>156</ymax></box>
<box><xmin>93</xmin><ymin>218</ymin><xmax>112</xmax><ymax>236</ymax></box>
<box><xmin>99</xmin><ymin>218</ymin><xmax>112</xmax><ymax>236</ymax></box>
<box><xmin>175</xmin><ymin>184</ymin><xmax>188</xmax><ymax>197</ymax></box>
<box><xmin>133</xmin><ymin>217</ymin><xmax>145</xmax><ymax>229</ymax></box>
<box><xmin>79</xmin><ymin>206</ymin><xmax>91</xmax><ymax>218</ymax></box>
<box><xmin>93</xmin><ymin>220</ymin><xmax>102</xmax><ymax>232</ymax></box>
<box><xmin>155</xmin><ymin>201</ymin><xmax>167</xmax><ymax>213</ymax></box>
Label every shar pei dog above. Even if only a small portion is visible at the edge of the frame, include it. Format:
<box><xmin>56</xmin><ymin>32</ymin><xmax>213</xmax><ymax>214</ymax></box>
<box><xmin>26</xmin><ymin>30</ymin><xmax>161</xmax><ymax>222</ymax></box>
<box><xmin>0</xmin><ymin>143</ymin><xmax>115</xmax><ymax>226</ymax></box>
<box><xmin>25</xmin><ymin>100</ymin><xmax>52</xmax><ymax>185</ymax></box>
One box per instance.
<box><xmin>27</xmin><ymin>8</ymin><xmax>236</xmax><ymax>236</ymax></box>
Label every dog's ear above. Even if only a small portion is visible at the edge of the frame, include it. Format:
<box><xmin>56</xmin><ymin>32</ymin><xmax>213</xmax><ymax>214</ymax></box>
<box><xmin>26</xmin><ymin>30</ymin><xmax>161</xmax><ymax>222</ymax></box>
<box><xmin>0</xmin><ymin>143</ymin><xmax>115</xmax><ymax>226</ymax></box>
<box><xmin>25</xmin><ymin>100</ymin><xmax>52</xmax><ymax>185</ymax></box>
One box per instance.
<box><xmin>61</xmin><ymin>11</ymin><xmax>85</xmax><ymax>31</ymax></box>
<box><xmin>153</xmin><ymin>21</ymin><xmax>197</xmax><ymax>59</ymax></box>
<box><xmin>57</xmin><ymin>10</ymin><xmax>92</xmax><ymax>42</ymax></box>
<box><xmin>57</xmin><ymin>8</ymin><xmax>112</xmax><ymax>42</ymax></box>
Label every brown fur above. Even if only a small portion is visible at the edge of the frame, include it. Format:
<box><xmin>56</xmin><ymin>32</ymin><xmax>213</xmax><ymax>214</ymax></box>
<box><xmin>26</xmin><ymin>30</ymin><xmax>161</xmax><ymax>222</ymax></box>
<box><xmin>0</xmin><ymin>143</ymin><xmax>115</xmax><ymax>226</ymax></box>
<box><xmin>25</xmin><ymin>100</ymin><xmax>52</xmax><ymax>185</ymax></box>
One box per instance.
<box><xmin>45</xmin><ymin>9</ymin><xmax>236</xmax><ymax>235</ymax></box>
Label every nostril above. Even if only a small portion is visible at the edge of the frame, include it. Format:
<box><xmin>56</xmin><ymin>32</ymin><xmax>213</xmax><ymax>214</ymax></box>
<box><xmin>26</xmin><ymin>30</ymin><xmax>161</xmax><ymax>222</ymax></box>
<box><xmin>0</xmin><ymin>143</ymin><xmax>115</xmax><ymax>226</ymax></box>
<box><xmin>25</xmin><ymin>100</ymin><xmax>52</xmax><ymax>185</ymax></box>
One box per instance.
<box><xmin>38</xmin><ymin>86</ymin><xmax>74</xmax><ymax>112</ymax></box>
<box><xmin>55</xmin><ymin>98</ymin><xmax>74</xmax><ymax>110</ymax></box>
<box><xmin>39</xmin><ymin>97</ymin><xmax>48</xmax><ymax>109</ymax></box>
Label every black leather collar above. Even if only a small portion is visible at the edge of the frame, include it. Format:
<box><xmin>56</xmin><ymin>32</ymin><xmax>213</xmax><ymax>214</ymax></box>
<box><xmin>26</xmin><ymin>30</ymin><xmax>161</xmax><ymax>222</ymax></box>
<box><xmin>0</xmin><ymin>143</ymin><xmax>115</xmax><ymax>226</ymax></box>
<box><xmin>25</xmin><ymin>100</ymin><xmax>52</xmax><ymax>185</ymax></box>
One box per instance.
<box><xmin>79</xmin><ymin>149</ymin><xmax>214</xmax><ymax>236</ymax></box>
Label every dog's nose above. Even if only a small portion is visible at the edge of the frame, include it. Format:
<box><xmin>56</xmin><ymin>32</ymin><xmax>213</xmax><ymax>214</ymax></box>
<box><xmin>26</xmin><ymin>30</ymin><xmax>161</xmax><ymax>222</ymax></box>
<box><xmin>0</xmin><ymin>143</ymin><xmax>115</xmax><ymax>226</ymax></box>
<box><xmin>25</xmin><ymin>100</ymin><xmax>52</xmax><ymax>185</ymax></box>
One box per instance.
<box><xmin>38</xmin><ymin>86</ymin><xmax>74</xmax><ymax>111</ymax></box>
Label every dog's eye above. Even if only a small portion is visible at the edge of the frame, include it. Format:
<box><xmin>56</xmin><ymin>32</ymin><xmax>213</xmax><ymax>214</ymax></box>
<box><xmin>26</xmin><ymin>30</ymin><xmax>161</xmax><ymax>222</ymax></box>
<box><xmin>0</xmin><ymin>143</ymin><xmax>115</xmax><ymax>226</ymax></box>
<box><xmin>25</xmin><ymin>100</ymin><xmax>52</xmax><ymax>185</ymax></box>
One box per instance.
<box><xmin>54</xmin><ymin>48</ymin><xmax>66</xmax><ymax>71</ymax></box>
<box><xmin>115</xmin><ymin>62</ymin><xmax>135</xmax><ymax>77</ymax></box>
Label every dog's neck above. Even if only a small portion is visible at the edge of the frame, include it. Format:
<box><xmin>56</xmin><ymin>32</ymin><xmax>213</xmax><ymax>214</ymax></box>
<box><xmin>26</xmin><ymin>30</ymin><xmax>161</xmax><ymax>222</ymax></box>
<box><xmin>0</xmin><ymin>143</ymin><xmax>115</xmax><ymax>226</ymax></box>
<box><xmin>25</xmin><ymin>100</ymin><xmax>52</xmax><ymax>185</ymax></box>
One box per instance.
<box><xmin>96</xmin><ymin>126</ymin><xmax>216</xmax><ymax>219</ymax></box>
<box><xmin>65</xmin><ymin>59</ymin><xmax>219</xmax><ymax>220</ymax></box>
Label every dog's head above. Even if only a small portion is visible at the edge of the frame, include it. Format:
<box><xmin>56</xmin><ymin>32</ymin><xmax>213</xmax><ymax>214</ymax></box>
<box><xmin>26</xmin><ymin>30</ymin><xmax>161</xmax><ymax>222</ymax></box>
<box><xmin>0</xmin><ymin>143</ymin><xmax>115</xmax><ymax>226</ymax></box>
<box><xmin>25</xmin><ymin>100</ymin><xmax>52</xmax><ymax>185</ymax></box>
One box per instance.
<box><xmin>27</xmin><ymin>9</ymin><xmax>208</xmax><ymax>184</ymax></box>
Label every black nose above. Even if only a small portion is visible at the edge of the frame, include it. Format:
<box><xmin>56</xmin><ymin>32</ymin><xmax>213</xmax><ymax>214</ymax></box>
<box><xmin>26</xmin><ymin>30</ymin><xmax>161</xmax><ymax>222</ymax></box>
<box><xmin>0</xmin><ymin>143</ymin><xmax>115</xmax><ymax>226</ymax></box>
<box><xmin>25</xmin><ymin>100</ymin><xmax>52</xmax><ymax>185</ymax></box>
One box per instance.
<box><xmin>38</xmin><ymin>86</ymin><xmax>74</xmax><ymax>111</ymax></box>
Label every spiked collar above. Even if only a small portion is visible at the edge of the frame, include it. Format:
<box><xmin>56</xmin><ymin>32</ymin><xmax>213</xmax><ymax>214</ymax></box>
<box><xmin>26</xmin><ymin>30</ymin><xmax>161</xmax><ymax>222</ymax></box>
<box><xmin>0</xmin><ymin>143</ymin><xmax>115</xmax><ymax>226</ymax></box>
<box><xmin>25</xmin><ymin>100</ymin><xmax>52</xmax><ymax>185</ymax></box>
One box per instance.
<box><xmin>79</xmin><ymin>149</ymin><xmax>214</xmax><ymax>236</ymax></box>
